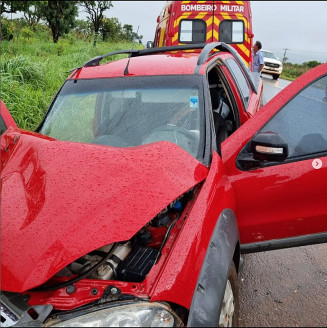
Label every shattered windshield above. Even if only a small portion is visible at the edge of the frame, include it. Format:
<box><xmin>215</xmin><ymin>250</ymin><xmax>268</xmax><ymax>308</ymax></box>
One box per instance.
<box><xmin>39</xmin><ymin>76</ymin><xmax>204</xmax><ymax>160</ymax></box>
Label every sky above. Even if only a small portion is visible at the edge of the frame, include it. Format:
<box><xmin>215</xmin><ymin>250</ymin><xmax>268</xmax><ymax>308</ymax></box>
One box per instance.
<box><xmin>86</xmin><ymin>1</ymin><xmax>327</xmax><ymax>64</ymax></box>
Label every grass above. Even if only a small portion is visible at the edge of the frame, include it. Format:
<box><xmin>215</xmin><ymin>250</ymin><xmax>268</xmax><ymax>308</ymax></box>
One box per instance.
<box><xmin>281</xmin><ymin>62</ymin><xmax>322</xmax><ymax>81</ymax></box>
<box><xmin>2</xmin><ymin>37</ymin><xmax>322</xmax><ymax>130</ymax></box>
<box><xmin>1</xmin><ymin>38</ymin><xmax>142</xmax><ymax>130</ymax></box>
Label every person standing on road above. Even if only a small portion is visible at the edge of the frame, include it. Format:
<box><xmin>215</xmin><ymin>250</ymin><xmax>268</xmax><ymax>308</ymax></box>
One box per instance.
<box><xmin>252</xmin><ymin>41</ymin><xmax>264</xmax><ymax>75</ymax></box>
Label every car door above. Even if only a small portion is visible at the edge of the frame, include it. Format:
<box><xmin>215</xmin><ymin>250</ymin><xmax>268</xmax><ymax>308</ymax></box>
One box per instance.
<box><xmin>221</xmin><ymin>63</ymin><xmax>327</xmax><ymax>253</ymax></box>
<box><xmin>222</xmin><ymin>56</ymin><xmax>263</xmax><ymax>121</ymax></box>
<box><xmin>0</xmin><ymin>100</ymin><xmax>17</xmax><ymax>135</ymax></box>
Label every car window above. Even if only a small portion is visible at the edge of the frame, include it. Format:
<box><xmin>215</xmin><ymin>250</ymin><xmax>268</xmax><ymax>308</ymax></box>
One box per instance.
<box><xmin>219</xmin><ymin>20</ymin><xmax>244</xmax><ymax>44</ymax></box>
<box><xmin>261</xmin><ymin>75</ymin><xmax>327</xmax><ymax>158</ymax></box>
<box><xmin>39</xmin><ymin>76</ymin><xmax>205</xmax><ymax>161</ymax></box>
<box><xmin>179</xmin><ymin>19</ymin><xmax>206</xmax><ymax>43</ymax></box>
<box><xmin>225</xmin><ymin>58</ymin><xmax>251</xmax><ymax>110</ymax></box>
<box><xmin>0</xmin><ymin>116</ymin><xmax>7</xmax><ymax>135</ymax></box>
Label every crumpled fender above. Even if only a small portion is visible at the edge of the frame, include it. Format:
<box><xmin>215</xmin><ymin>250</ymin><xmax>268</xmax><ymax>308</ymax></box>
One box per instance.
<box><xmin>1</xmin><ymin>131</ymin><xmax>208</xmax><ymax>292</ymax></box>
<box><xmin>150</xmin><ymin>152</ymin><xmax>237</xmax><ymax>310</ymax></box>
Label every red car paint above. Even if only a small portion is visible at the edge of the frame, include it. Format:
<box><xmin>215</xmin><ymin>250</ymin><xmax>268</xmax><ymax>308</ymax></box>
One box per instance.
<box><xmin>26</xmin><ymin>203</ymin><xmax>192</xmax><ymax>311</ymax></box>
<box><xmin>150</xmin><ymin>152</ymin><xmax>235</xmax><ymax>308</ymax></box>
<box><xmin>1</xmin><ymin>130</ymin><xmax>208</xmax><ymax>292</ymax></box>
<box><xmin>1</xmin><ymin>100</ymin><xmax>17</xmax><ymax>129</ymax></box>
<box><xmin>70</xmin><ymin>53</ymin><xmax>201</xmax><ymax>79</ymax></box>
<box><xmin>1</xmin><ymin>44</ymin><xmax>326</xmax><ymax>326</ymax></box>
<box><xmin>222</xmin><ymin>63</ymin><xmax>327</xmax><ymax>244</ymax></box>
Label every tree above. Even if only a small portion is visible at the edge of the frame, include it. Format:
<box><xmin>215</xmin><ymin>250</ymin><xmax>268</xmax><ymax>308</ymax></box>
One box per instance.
<box><xmin>133</xmin><ymin>31</ymin><xmax>143</xmax><ymax>44</ymax></box>
<box><xmin>121</xmin><ymin>24</ymin><xmax>142</xmax><ymax>43</ymax></box>
<box><xmin>100</xmin><ymin>17</ymin><xmax>121</xmax><ymax>41</ymax></box>
<box><xmin>41</xmin><ymin>1</ymin><xmax>78</xmax><ymax>43</ymax></box>
<box><xmin>122</xmin><ymin>24</ymin><xmax>133</xmax><ymax>41</ymax></box>
<box><xmin>73</xmin><ymin>19</ymin><xmax>92</xmax><ymax>40</ymax></box>
<box><xmin>303</xmin><ymin>60</ymin><xmax>321</xmax><ymax>68</ymax></box>
<box><xmin>0</xmin><ymin>1</ymin><xmax>25</xmax><ymax>16</ymax></box>
<box><xmin>21</xmin><ymin>26</ymin><xmax>34</xmax><ymax>40</ymax></box>
<box><xmin>21</xmin><ymin>1</ymin><xmax>44</xmax><ymax>30</ymax></box>
<box><xmin>0</xmin><ymin>17</ymin><xmax>13</xmax><ymax>40</ymax></box>
<box><xmin>81</xmin><ymin>1</ymin><xmax>113</xmax><ymax>46</ymax></box>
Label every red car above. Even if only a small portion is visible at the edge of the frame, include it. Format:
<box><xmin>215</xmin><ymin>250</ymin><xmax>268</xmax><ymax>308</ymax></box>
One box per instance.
<box><xmin>0</xmin><ymin>100</ymin><xmax>17</xmax><ymax>134</ymax></box>
<box><xmin>1</xmin><ymin>43</ymin><xmax>326</xmax><ymax>327</ymax></box>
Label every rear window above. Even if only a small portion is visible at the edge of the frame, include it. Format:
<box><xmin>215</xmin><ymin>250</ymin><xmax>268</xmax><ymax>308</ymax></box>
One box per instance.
<box><xmin>219</xmin><ymin>20</ymin><xmax>244</xmax><ymax>44</ymax></box>
<box><xmin>179</xmin><ymin>19</ymin><xmax>206</xmax><ymax>43</ymax></box>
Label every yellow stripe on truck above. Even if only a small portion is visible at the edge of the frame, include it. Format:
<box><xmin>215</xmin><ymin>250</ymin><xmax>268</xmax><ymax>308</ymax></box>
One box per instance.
<box><xmin>213</xmin><ymin>29</ymin><xmax>219</xmax><ymax>40</ymax></box>
<box><xmin>174</xmin><ymin>13</ymin><xmax>191</xmax><ymax>28</ymax></box>
<box><xmin>213</xmin><ymin>16</ymin><xmax>221</xmax><ymax>25</ymax></box>
<box><xmin>172</xmin><ymin>32</ymin><xmax>179</xmax><ymax>43</ymax></box>
<box><xmin>195</xmin><ymin>12</ymin><xmax>208</xmax><ymax>19</ymax></box>
<box><xmin>235</xmin><ymin>13</ymin><xmax>249</xmax><ymax>29</ymax></box>
<box><xmin>206</xmin><ymin>16</ymin><xmax>213</xmax><ymax>26</ymax></box>
<box><xmin>212</xmin><ymin>16</ymin><xmax>220</xmax><ymax>41</ymax></box>
<box><xmin>236</xmin><ymin>43</ymin><xmax>250</xmax><ymax>57</ymax></box>
<box><xmin>206</xmin><ymin>30</ymin><xmax>211</xmax><ymax>41</ymax></box>
<box><xmin>239</xmin><ymin>52</ymin><xmax>249</xmax><ymax>67</ymax></box>
<box><xmin>221</xmin><ymin>13</ymin><xmax>232</xmax><ymax>19</ymax></box>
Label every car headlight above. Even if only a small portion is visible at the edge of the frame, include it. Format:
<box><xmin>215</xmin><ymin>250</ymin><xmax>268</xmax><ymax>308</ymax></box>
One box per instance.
<box><xmin>50</xmin><ymin>302</ymin><xmax>179</xmax><ymax>327</ymax></box>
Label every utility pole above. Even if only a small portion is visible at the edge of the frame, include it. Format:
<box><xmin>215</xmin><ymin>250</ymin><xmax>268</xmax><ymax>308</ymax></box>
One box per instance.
<box><xmin>282</xmin><ymin>48</ymin><xmax>290</xmax><ymax>63</ymax></box>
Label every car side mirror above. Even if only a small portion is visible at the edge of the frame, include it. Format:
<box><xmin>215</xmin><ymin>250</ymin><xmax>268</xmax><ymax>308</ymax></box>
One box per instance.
<box><xmin>251</xmin><ymin>131</ymin><xmax>288</xmax><ymax>161</ymax></box>
<box><xmin>147</xmin><ymin>41</ymin><xmax>154</xmax><ymax>49</ymax></box>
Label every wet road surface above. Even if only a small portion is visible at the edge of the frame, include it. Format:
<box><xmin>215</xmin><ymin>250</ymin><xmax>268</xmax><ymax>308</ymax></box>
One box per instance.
<box><xmin>261</xmin><ymin>74</ymin><xmax>292</xmax><ymax>103</ymax></box>
<box><xmin>239</xmin><ymin>74</ymin><xmax>327</xmax><ymax>327</ymax></box>
<box><xmin>239</xmin><ymin>244</ymin><xmax>327</xmax><ymax>327</ymax></box>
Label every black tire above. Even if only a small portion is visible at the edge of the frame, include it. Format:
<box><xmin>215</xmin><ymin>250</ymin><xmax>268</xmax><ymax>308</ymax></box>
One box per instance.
<box><xmin>218</xmin><ymin>262</ymin><xmax>239</xmax><ymax>327</ymax></box>
<box><xmin>273</xmin><ymin>74</ymin><xmax>280</xmax><ymax>80</ymax></box>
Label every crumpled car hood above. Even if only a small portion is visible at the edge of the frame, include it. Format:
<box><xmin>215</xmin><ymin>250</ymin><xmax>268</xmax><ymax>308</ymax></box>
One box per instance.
<box><xmin>1</xmin><ymin>131</ymin><xmax>208</xmax><ymax>292</ymax></box>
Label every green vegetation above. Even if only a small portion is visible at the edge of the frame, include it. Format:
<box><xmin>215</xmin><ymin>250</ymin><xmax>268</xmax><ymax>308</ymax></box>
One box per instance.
<box><xmin>1</xmin><ymin>3</ymin><xmax>323</xmax><ymax>131</ymax></box>
<box><xmin>2</xmin><ymin>37</ymin><xmax>322</xmax><ymax>131</ymax></box>
<box><xmin>281</xmin><ymin>60</ymin><xmax>322</xmax><ymax>81</ymax></box>
<box><xmin>1</xmin><ymin>0</ymin><xmax>143</xmax><ymax>131</ymax></box>
<box><xmin>1</xmin><ymin>39</ymin><xmax>142</xmax><ymax>130</ymax></box>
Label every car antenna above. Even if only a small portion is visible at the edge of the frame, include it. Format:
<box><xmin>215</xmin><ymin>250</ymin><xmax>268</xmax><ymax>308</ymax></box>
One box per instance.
<box><xmin>124</xmin><ymin>26</ymin><xmax>139</xmax><ymax>76</ymax></box>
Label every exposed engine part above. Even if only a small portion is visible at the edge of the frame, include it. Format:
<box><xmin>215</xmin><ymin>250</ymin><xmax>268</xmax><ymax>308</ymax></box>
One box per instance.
<box><xmin>68</xmin><ymin>242</ymin><xmax>132</xmax><ymax>281</ymax></box>
<box><xmin>117</xmin><ymin>246</ymin><xmax>160</xmax><ymax>282</ymax></box>
<box><xmin>172</xmin><ymin>200</ymin><xmax>183</xmax><ymax>211</ymax></box>
<box><xmin>0</xmin><ymin>292</ymin><xmax>53</xmax><ymax>328</ymax></box>
<box><xmin>154</xmin><ymin>216</ymin><xmax>180</xmax><ymax>264</ymax></box>
<box><xmin>33</xmin><ymin>189</ymin><xmax>196</xmax><ymax>292</ymax></box>
<box><xmin>136</xmin><ymin>229</ymin><xmax>153</xmax><ymax>245</ymax></box>
<box><xmin>152</xmin><ymin>213</ymin><xmax>171</xmax><ymax>227</ymax></box>
<box><xmin>0</xmin><ymin>188</ymin><xmax>199</xmax><ymax>328</ymax></box>
<box><xmin>32</xmin><ymin>243</ymin><xmax>119</xmax><ymax>292</ymax></box>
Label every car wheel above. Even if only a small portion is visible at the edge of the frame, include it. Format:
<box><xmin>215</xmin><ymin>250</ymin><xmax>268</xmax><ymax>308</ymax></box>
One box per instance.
<box><xmin>273</xmin><ymin>74</ymin><xmax>280</xmax><ymax>80</ymax></box>
<box><xmin>218</xmin><ymin>262</ymin><xmax>239</xmax><ymax>327</ymax></box>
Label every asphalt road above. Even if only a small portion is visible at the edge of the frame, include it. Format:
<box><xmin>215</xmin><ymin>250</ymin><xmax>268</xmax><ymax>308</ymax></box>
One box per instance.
<box><xmin>238</xmin><ymin>74</ymin><xmax>327</xmax><ymax>327</ymax></box>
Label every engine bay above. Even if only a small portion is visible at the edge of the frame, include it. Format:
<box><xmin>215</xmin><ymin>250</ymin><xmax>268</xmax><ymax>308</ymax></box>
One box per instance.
<box><xmin>33</xmin><ymin>190</ymin><xmax>194</xmax><ymax>293</ymax></box>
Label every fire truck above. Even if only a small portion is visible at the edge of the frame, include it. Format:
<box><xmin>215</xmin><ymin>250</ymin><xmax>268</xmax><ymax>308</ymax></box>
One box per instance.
<box><xmin>151</xmin><ymin>1</ymin><xmax>254</xmax><ymax>67</ymax></box>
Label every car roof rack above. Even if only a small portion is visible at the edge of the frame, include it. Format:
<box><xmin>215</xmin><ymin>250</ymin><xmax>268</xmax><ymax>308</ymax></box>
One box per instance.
<box><xmin>66</xmin><ymin>44</ymin><xmax>207</xmax><ymax>73</ymax></box>
<box><xmin>68</xmin><ymin>42</ymin><xmax>256</xmax><ymax>93</ymax></box>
